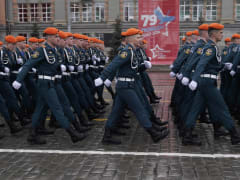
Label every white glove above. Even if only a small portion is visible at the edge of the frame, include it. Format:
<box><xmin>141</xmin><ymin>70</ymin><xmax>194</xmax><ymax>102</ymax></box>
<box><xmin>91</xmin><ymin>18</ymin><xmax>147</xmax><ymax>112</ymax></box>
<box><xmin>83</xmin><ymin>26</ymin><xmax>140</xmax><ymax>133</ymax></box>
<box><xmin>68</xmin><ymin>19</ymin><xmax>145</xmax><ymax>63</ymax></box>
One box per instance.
<box><xmin>230</xmin><ymin>70</ymin><xmax>236</xmax><ymax>77</ymax></box>
<box><xmin>18</xmin><ymin>67</ymin><xmax>22</xmax><ymax>73</ymax></box>
<box><xmin>148</xmin><ymin>57</ymin><xmax>152</xmax><ymax>61</ymax></box>
<box><xmin>115</xmin><ymin>78</ymin><xmax>118</xmax><ymax>84</ymax></box>
<box><xmin>4</xmin><ymin>67</ymin><xmax>9</xmax><ymax>73</ymax></box>
<box><xmin>68</xmin><ymin>65</ymin><xmax>74</xmax><ymax>72</ymax></box>
<box><xmin>85</xmin><ymin>64</ymin><xmax>89</xmax><ymax>70</ymax></box>
<box><xmin>12</xmin><ymin>81</ymin><xmax>22</xmax><ymax>90</ymax></box>
<box><xmin>225</xmin><ymin>63</ymin><xmax>233</xmax><ymax>70</ymax></box>
<box><xmin>93</xmin><ymin>61</ymin><xmax>96</xmax><ymax>65</ymax></box>
<box><xmin>181</xmin><ymin>77</ymin><xmax>189</xmax><ymax>86</ymax></box>
<box><xmin>16</xmin><ymin>58</ymin><xmax>23</xmax><ymax>65</ymax></box>
<box><xmin>176</xmin><ymin>73</ymin><xmax>183</xmax><ymax>80</ymax></box>
<box><xmin>105</xmin><ymin>57</ymin><xmax>109</xmax><ymax>63</ymax></box>
<box><xmin>104</xmin><ymin>79</ymin><xmax>112</xmax><ymax>87</ymax></box>
<box><xmin>77</xmin><ymin>65</ymin><xmax>83</xmax><ymax>72</ymax></box>
<box><xmin>32</xmin><ymin>68</ymin><xmax>37</xmax><ymax>73</ymax></box>
<box><xmin>189</xmin><ymin>81</ymin><xmax>198</xmax><ymax>91</ymax></box>
<box><xmin>144</xmin><ymin>61</ymin><xmax>152</xmax><ymax>69</ymax></box>
<box><xmin>169</xmin><ymin>64</ymin><xmax>174</xmax><ymax>69</ymax></box>
<box><xmin>94</xmin><ymin>77</ymin><xmax>103</xmax><ymax>87</ymax></box>
<box><xmin>92</xmin><ymin>55</ymin><xmax>97</xmax><ymax>61</ymax></box>
<box><xmin>60</xmin><ymin>65</ymin><xmax>66</xmax><ymax>72</ymax></box>
<box><xmin>97</xmin><ymin>57</ymin><xmax>101</xmax><ymax>62</ymax></box>
<box><xmin>169</xmin><ymin>71</ymin><xmax>176</xmax><ymax>78</ymax></box>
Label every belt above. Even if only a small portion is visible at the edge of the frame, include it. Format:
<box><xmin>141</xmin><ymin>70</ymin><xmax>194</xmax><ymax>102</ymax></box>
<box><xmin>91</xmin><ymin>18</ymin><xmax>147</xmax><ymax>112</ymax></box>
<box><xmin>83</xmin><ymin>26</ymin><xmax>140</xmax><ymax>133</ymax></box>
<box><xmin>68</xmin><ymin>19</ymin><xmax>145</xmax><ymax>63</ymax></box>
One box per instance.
<box><xmin>99</xmin><ymin>65</ymin><xmax>104</xmax><ymax>68</ymax></box>
<box><xmin>38</xmin><ymin>75</ymin><xmax>55</xmax><ymax>81</ymax></box>
<box><xmin>71</xmin><ymin>72</ymin><xmax>78</xmax><ymax>75</ymax></box>
<box><xmin>12</xmin><ymin>71</ymin><xmax>19</xmax><ymax>74</ymax></box>
<box><xmin>0</xmin><ymin>72</ymin><xmax>9</xmax><ymax>76</ymax></box>
<box><xmin>237</xmin><ymin>65</ymin><xmax>240</xmax><ymax>68</ymax></box>
<box><xmin>55</xmin><ymin>75</ymin><xmax>62</xmax><ymax>79</ymax></box>
<box><xmin>192</xmin><ymin>70</ymin><xmax>195</xmax><ymax>72</ymax></box>
<box><xmin>89</xmin><ymin>65</ymin><xmax>98</xmax><ymax>69</ymax></box>
<box><xmin>117</xmin><ymin>77</ymin><xmax>135</xmax><ymax>82</ymax></box>
<box><xmin>62</xmin><ymin>72</ymin><xmax>70</xmax><ymax>76</ymax></box>
<box><xmin>200</xmin><ymin>74</ymin><xmax>218</xmax><ymax>79</ymax></box>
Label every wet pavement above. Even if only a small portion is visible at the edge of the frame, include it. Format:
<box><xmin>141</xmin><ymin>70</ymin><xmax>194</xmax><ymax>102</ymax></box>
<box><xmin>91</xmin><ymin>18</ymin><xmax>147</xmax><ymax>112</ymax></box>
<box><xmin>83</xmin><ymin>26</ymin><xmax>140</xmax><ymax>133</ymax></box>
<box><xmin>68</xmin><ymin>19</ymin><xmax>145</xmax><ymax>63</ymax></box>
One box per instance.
<box><xmin>0</xmin><ymin>72</ymin><xmax>240</xmax><ymax>180</ymax></box>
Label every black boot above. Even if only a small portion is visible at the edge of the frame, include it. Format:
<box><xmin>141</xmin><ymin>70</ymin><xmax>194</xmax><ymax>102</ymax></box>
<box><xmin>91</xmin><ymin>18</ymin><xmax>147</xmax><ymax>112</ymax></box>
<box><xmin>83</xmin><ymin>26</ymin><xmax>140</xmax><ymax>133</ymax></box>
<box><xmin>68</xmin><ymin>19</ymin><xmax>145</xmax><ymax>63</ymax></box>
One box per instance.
<box><xmin>6</xmin><ymin>119</ymin><xmax>23</xmax><ymax>134</ymax></box>
<box><xmin>19</xmin><ymin>113</ymin><xmax>31</xmax><ymax>126</ymax></box>
<box><xmin>150</xmin><ymin>98</ymin><xmax>159</xmax><ymax>104</ymax></box>
<box><xmin>153</xmin><ymin>95</ymin><xmax>162</xmax><ymax>100</ymax></box>
<box><xmin>151</xmin><ymin>115</ymin><xmax>168</xmax><ymax>126</ymax></box>
<box><xmin>152</xmin><ymin>123</ymin><xmax>167</xmax><ymax>132</ymax></box>
<box><xmin>86</xmin><ymin>109</ymin><xmax>99</xmax><ymax>120</ymax></box>
<box><xmin>229</xmin><ymin>127</ymin><xmax>240</xmax><ymax>145</ymax></box>
<box><xmin>27</xmin><ymin>128</ymin><xmax>47</xmax><ymax>145</ymax></box>
<box><xmin>146</xmin><ymin>127</ymin><xmax>169</xmax><ymax>143</ymax></box>
<box><xmin>102</xmin><ymin>127</ymin><xmax>121</xmax><ymax>145</ymax></box>
<box><xmin>182</xmin><ymin>129</ymin><xmax>201</xmax><ymax>146</ymax></box>
<box><xmin>79</xmin><ymin>114</ymin><xmax>94</xmax><ymax>126</ymax></box>
<box><xmin>0</xmin><ymin>123</ymin><xmax>5</xmax><ymax>128</ymax></box>
<box><xmin>72</xmin><ymin>120</ymin><xmax>90</xmax><ymax>133</ymax></box>
<box><xmin>117</xmin><ymin>123</ymin><xmax>131</xmax><ymax>129</ymax></box>
<box><xmin>36</xmin><ymin>127</ymin><xmax>55</xmax><ymax>135</ymax></box>
<box><xmin>0</xmin><ymin>131</ymin><xmax>4</xmax><ymax>139</ymax></box>
<box><xmin>66</xmin><ymin>126</ymin><xmax>86</xmax><ymax>143</ymax></box>
<box><xmin>213</xmin><ymin>123</ymin><xmax>229</xmax><ymax>139</ymax></box>
<box><xmin>110</xmin><ymin>127</ymin><xmax>126</xmax><ymax>136</ymax></box>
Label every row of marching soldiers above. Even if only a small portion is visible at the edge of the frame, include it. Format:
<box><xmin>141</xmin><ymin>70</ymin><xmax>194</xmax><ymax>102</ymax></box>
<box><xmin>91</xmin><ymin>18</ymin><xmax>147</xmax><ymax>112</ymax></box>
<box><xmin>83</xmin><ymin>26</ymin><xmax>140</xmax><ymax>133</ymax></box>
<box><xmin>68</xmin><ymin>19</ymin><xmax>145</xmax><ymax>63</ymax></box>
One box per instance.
<box><xmin>0</xmin><ymin>28</ymin><xmax>114</xmax><ymax>144</ymax></box>
<box><xmin>170</xmin><ymin>23</ymin><xmax>240</xmax><ymax>146</ymax></box>
<box><xmin>0</xmin><ymin>27</ymin><xmax>169</xmax><ymax>145</ymax></box>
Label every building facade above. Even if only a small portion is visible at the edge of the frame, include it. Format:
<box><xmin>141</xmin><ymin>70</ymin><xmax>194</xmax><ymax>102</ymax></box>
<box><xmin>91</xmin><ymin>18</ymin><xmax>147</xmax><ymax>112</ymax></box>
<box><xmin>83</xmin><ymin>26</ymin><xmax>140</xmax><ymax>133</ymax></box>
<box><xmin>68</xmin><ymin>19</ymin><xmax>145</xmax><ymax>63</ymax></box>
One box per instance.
<box><xmin>0</xmin><ymin>0</ymin><xmax>239</xmax><ymax>46</ymax></box>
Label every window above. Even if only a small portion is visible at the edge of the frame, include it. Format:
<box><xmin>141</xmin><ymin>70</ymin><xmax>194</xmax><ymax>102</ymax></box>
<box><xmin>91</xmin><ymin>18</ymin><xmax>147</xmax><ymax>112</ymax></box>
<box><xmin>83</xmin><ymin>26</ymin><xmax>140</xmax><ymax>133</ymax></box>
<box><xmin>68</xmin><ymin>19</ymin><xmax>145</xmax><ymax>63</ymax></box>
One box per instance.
<box><xmin>42</xmin><ymin>3</ymin><xmax>52</xmax><ymax>22</ymax></box>
<box><xmin>82</xmin><ymin>3</ymin><xmax>92</xmax><ymax>22</ymax></box>
<box><xmin>71</xmin><ymin>2</ymin><xmax>80</xmax><ymax>22</ymax></box>
<box><xmin>192</xmin><ymin>0</ymin><xmax>203</xmax><ymax>21</ymax></box>
<box><xmin>123</xmin><ymin>2</ymin><xmax>134</xmax><ymax>22</ymax></box>
<box><xmin>18</xmin><ymin>3</ymin><xmax>28</xmax><ymax>22</ymax></box>
<box><xmin>180</xmin><ymin>0</ymin><xmax>190</xmax><ymax>21</ymax></box>
<box><xmin>236</xmin><ymin>0</ymin><xmax>240</xmax><ymax>21</ymax></box>
<box><xmin>30</xmin><ymin>3</ymin><xmax>39</xmax><ymax>22</ymax></box>
<box><xmin>206</xmin><ymin>0</ymin><xmax>217</xmax><ymax>21</ymax></box>
<box><xmin>179</xmin><ymin>32</ymin><xmax>185</xmax><ymax>47</ymax></box>
<box><xmin>95</xmin><ymin>3</ymin><xmax>105</xmax><ymax>22</ymax></box>
<box><xmin>95</xmin><ymin>33</ymin><xmax>104</xmax><ymax>40</ymax></box>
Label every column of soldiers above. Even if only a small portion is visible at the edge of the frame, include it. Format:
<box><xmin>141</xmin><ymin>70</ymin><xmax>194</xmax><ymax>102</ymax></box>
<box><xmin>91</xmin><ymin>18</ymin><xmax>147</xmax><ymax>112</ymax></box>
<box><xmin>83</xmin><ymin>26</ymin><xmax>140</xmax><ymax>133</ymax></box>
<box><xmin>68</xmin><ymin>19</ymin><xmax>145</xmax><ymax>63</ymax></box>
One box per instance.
<box><xmin>170</xmin><ymin>23</ymin><xmax>240</xmax><ymax>146</ymax></box>
<box><xmin>0</xmin><ymin>27</ymin><xmax>168</xmax><ymax>145</ymax></box>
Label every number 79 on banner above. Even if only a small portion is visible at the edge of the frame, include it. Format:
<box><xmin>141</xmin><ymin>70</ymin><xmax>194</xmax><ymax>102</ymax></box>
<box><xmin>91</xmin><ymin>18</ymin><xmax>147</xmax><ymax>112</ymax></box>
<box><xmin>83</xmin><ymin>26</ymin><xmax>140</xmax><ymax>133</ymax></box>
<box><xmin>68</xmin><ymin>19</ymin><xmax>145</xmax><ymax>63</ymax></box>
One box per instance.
<box><xmin>141</xmin><ymin>15</ymin><xmax>158</xmax><ymax>27</ymax></box>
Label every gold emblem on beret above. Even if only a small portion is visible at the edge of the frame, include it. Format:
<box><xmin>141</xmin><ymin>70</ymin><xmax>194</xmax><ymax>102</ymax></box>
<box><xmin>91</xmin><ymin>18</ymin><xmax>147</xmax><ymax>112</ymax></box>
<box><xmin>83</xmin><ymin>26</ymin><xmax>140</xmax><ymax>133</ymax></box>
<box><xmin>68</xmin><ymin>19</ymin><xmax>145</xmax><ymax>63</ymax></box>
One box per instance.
<box><xmin>120</xmin><ymin>51</ymin><xmax>128</xmax><ymax>58</ymax></box>
<box><xmin>31</xmin><ymin>51</ymin><xmax>39</xmax><ymax>58</ymax></box>
<box><xmin>205</xmin><ymin>49</ymin><xmax>213</xmax><ymax>56</ymax></box>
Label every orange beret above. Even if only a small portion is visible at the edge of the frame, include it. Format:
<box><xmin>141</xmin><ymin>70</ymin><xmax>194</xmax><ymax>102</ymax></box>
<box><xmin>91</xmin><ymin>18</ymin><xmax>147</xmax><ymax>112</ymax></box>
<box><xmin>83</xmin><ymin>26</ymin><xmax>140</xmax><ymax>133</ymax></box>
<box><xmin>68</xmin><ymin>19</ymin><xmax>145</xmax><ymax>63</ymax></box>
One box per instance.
<box><xmin>100</xmin><ymin>40</ymin><xmax>104</xmax><ymax>44</ymax></box>
<box><xmin>186</xmin><ymin>31</ymin><xmax>192</xmax><ymax>36</ymax></box>
<box><xmin>58</xmin><ymin>31</ymin><xmax>67</xmax><ymax>39</ymax></box>
<box><xmin>182</xmin><ymin>37</ymin><xmax>186</xmax><ymax>41</ymax></box>
<box><xmin>73</xmin><ymin>33</ymin><xmax>81</xmax><ymax>39</ymax></box>
<box><xmin>38</xmin><ymin>38</ymin><xmax>45</xmax><ymax>43</ymax></box>
<box><xmin>5</xmin><ymin>35</ymin><xmax>16</xmax><ymax>43</ymax></box>
<box><xmin>65</xmin><ymin>32</ymin><xmax>73</xmax><ymax>37</ymax></box>
<box><xmin>88</xmin><ymin>38</ymin><xmax>94</xmax><ymax>43</ymax></box>
<box><xmin>209</xmin><ymin>23</ymin><xmax>224</xmax><ymax>30</ymax></box>
<box><xmin>28</xmin><ymin>37</ymin><xmax>39</xmax><ymax>43</ymax></box>
<box><xmin>142</xmin><ymin>40</ymin><xmax>147</xmax><ymax>44</ymax></box>
<box><xmin>0</xmin><ymin>41</ymin><xmax>3</xmax><ymax>46</ymax></box>
<box><xmin>121</xmin><ymin>32</ymin><xmax>126</xmax><ymax>36</ymax></box>
<box><xmin>44</xmin><ymin>27</ymin><xmax>58</xmax><ymax>35</ymax></box>
<box><xmin>16</xmin><ymin>36</ymin><xmax>26</xmax><ymax>42</ymax></box>
<box><xmin>81</xmin><ymin>35</ymin><xmax>88</xmax><ymax>40</ymax></box>
<box><xmin>192</xmin><ymin>30</ymin><xmax>199</xmax><ymax>36</ymax></box>
<box><xmin>224</xmin><ymin>37</ymin><xmax>231</xmax><ymax>42</ymax></box>
<box><xmin>232</xmin><ymin>34</ymin><xmax>240</xmax><ymax>39</ymax></box>
<box><xmin>25</xmin><ymin>44</ymin><xmax>29</xmax><ymax>48</ymax></box>
<box><xmin>125</xmin><ymin>28</ymin><xmax>140</xmax><ymax>36</ymax></box>
<box><xmin>198</xmin><ymin>24</ymin><xmax>209</xmax><ymax>30</ymax></box>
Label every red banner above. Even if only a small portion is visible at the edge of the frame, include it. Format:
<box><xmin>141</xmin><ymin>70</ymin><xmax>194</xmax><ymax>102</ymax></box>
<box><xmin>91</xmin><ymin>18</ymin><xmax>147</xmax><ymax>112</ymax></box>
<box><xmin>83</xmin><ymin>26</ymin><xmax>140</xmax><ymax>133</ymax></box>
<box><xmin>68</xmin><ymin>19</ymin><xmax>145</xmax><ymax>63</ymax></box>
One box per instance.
<box><xmin>138</xmin><ymin>0</ymin><xmax>179</xmax><ymax>65</ymax></box>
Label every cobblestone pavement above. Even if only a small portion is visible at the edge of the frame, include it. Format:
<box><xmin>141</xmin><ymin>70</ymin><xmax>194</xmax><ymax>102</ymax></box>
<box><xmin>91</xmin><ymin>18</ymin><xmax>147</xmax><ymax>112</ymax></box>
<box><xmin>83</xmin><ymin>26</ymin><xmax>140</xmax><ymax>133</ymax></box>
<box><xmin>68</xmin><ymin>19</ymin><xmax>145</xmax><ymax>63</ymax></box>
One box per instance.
<box><xmin>0</xmin><ymin>72</ymin><xmax>240</xmax><ymax>180</ymax></box>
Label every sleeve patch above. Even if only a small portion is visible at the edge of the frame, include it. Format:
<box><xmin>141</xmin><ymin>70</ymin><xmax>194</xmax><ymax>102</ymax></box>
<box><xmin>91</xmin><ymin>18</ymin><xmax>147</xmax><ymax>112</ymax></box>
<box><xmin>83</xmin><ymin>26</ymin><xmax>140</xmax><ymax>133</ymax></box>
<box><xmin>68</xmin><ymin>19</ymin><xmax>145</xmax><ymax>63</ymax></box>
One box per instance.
<box><xmin>205</xmin><ymin>49</ymin><xmax>213</xmax><ymax>56</ymax></box>
<box><xmin>185</xmin><ymin>48</ymin><xmax>191</xmax><ymax>54</ymax></box>
<box><xmin>197</xmin><ymin>48</ymin><xmax>203</xmax><ymax>55</ymax></box>
<box><xmin>120</xmin><ymin>51</ymin><xmax>128</xmax><ymax>58</ymax></box>
<box><xmin>31</xmin><ymin>51</ymin><xmax>39</xmax><ymax>58</ymax></box>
